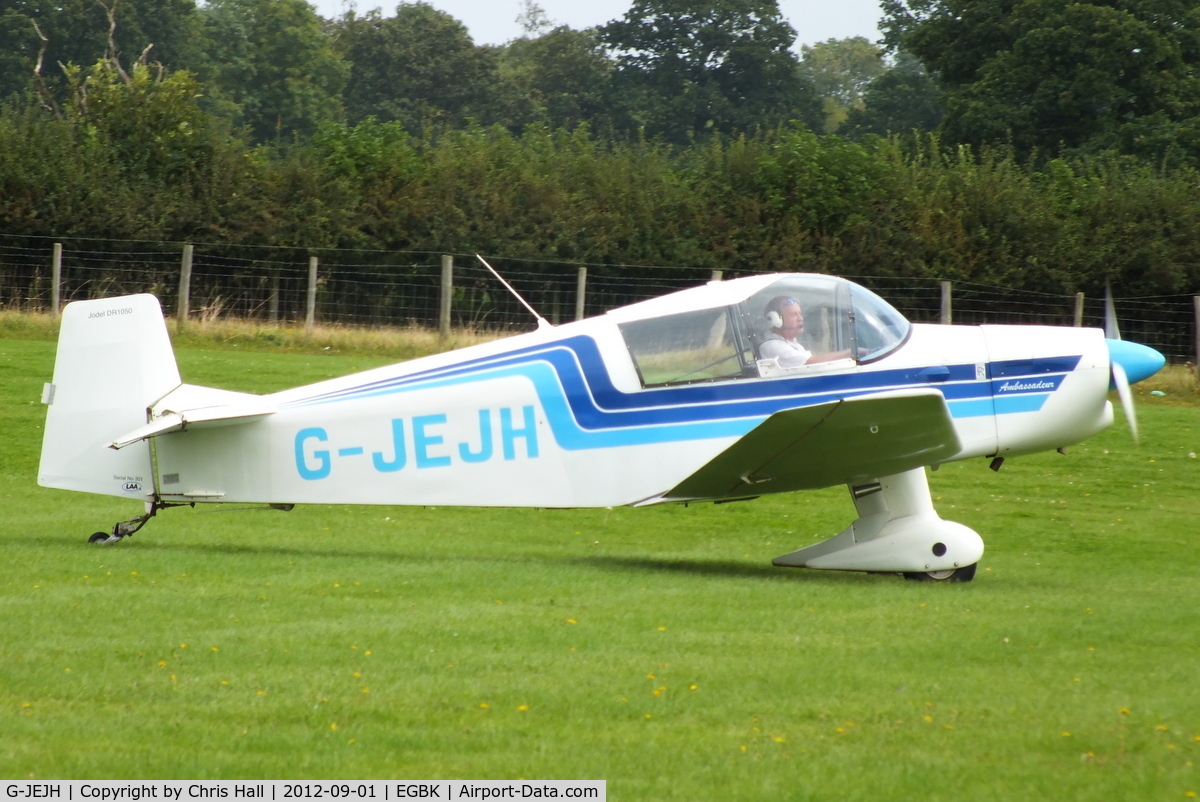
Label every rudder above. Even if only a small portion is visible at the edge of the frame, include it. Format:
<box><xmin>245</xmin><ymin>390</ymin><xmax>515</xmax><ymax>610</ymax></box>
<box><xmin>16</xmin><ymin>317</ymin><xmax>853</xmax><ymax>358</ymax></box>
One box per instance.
<box><xmin>38</xmin><ymin>294</ymin><xmax>181</xmax><ymax>500</ymax></box>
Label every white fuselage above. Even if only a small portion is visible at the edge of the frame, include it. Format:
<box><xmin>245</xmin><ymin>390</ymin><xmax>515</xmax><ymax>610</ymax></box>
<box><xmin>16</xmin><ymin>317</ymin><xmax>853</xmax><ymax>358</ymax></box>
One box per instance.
<box><xmin>149</xmin><ymin>316</ymin><xmax>1113</xmax><ymax>509</ymax></box>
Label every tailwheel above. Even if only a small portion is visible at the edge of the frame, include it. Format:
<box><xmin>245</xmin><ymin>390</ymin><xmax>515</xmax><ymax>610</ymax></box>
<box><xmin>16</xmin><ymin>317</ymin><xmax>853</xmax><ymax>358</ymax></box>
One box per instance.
<box><xmin>904</xmin><ymin>563</ymin><xmax>978</xmax><ymax>583</ymax></box>
<box><xmin>85</xmin><ymin>503</ymin><xmax>167</xmax><ymax>546</ymax></box>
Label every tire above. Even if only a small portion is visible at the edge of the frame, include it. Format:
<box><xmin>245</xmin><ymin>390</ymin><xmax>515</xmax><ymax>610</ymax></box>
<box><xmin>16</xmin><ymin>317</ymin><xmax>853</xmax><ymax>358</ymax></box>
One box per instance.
<box><xmin>904</xmin><ymin>563</ymin><xmax>978</xmax><ymax>583</ymax></box>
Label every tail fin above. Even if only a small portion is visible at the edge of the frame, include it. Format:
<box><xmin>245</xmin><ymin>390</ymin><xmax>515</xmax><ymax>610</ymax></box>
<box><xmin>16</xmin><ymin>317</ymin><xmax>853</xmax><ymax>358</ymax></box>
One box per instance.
<box><xmin>38</xmin><ymin>294</ymin><xmax>181</xmax><ymax>500</ymax></box>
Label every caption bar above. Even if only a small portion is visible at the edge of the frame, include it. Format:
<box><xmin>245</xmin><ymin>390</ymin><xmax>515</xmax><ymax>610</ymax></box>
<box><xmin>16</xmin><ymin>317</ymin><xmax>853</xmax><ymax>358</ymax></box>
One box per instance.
<box><xmin>2</xmin><ymin>783</ymin><xmax>604</xmax><ymax>802</ymax></box>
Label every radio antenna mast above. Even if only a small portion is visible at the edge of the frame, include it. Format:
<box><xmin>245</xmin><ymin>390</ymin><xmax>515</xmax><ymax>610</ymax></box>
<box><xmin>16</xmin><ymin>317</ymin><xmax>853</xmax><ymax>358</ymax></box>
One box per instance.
<box><xmin>475</xmin><ymin>254</ymin><xmax>553</xmax><ymax>330</ymax></box>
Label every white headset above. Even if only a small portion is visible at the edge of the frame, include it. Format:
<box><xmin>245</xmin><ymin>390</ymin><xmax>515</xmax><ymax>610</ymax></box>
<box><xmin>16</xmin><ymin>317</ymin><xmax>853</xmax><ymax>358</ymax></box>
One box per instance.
<box><xmin>766</xmin><ymin>297</ymin><xmax>798</xmax><ymax>329</ymax></box>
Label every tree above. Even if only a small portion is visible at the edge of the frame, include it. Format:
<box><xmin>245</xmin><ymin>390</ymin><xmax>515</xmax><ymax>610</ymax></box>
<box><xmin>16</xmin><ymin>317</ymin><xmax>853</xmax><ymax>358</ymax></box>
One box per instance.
<box><xmin>881</xmin><ymin>0</ymin><xmax>1200</xmax><ymax>161</ymax></box>
<box><xmin>332</xmin><ymin>3</ymin><xmax>495</xmax><ymax>133</ymax></box>
<box><xmin>797</xmin><ymin>36</ymin><xmax>887</xmax><ymax>133</ymax></box>
<box><xmin>197</xmin><ymin>0</ymin><xmax>348</xmax><ymax>142</ymax></box>
<box><xmin>841</xmin><ymin>51</ymin><xmax>944</xmax><ymax>138</ymax></box>
<box><xmin>600</xmin><ymin>0</ymin><xmax>822</xmax><ymax>142</ymax></box>
<box><xmin>494</xmin><ymin>26</ymin><xmax>616</xmax><ymax>132</ymax></box>
<box><xmin>0</xmin><ymin>0</ymin><xmax>202</xmax><ymax>104</ymax></box>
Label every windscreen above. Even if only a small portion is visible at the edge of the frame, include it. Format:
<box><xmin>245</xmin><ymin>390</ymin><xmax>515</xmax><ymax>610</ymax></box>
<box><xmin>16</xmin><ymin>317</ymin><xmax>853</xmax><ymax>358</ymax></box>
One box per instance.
<box><xmin>848</xmin><ymin>284</ymin><xmax>911</xmax><ymax>362</ymax></box>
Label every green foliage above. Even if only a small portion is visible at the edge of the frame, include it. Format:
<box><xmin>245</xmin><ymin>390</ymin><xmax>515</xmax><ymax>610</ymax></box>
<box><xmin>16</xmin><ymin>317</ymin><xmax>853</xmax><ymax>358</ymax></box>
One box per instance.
<box><xmin>495</xmin><ymin>26</ymin><xmax>617</xmax><ymax>133</ymax></box>
<box><xmin>64</xmin><ymin>61</ymin><xmax>210</xmax><ymax>183</ymax></box>
<box><xmin>842</xmin><ymin>51</ymin><xmax>944</xmax><ymax>139</ymax></box>
<box><xmin>600</xmin><ymin>0</ymin><xmax>823</xmax><ymax>141</ymax></box>
<box><xmin>332</xmin><ymin>3</ymin><xmax>493</xmax><ymax>134</ymax></box>
<box><xmin>881</xmin><ymin>0</ymin><xmax>1200</xmax><ymax>163</ymax></box>
<box><xmin>0</xmin><ymin>0</ymin><xmax>203</xmax><ymax>103</ymax></box>
<box><xmin>752</xmin><ymin>126</ymin><xmax>889</xmax><ymax>234</ymax></box>
<box><xmin>797</xmin><ymin>36</ymin><xmax>887</xmax><ymax>133</ymax></box>
<box><xmin>197</xmin><ymin>0</ymin><xmax>348</xmax><ymax>142</ymax></box>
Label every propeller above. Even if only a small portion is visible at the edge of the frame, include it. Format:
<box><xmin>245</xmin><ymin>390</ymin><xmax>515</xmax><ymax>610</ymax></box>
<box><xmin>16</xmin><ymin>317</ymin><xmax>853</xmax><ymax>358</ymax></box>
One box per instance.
<box><xmin>1103</xmin><ymin>281</ymin><xmax>1165</xmax><ymax>443</ymax></box>
<box><xmin>1110</xmin><ymin>358</ymin><xmax>1138</xmax><ymax>442</ymax></box>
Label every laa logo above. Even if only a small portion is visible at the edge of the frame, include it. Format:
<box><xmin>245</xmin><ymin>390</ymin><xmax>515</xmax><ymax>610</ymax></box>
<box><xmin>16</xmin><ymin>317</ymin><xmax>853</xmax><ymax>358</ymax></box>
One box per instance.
<box><xmin>122</xmin><ymin>481</ymin><xmax>143</xmax><ymax>493</ymax></box>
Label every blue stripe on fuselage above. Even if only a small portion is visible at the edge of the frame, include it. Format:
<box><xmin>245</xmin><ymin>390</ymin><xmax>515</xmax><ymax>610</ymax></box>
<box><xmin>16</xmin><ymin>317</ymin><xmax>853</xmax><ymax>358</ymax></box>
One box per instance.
<box><xmin>279</xmin><ymin>335</ymin><xmax>1078</xmax><ymax>446</ymax></box>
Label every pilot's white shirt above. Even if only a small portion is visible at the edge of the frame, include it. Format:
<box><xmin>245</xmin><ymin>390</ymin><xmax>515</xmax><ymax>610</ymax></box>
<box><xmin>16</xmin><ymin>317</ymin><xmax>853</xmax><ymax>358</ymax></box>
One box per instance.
<box><xmin>759</xmin><ymin>333</ymin><xmax>812</xmax><ymax>367</ymax></box>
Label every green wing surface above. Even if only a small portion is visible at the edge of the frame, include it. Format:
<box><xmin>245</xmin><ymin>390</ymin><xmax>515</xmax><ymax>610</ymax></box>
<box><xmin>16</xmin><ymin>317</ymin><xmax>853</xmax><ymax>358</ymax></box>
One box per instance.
<box><xmin>665</xmin><ymin>389</ymin><xmax>962</xmax><ymax>500</ymax></box>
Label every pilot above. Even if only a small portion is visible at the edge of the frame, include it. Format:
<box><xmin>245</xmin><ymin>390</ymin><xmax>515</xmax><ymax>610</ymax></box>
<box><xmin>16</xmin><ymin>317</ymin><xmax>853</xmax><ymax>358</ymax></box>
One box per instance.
<box><xmin>759</xmin><ymin>296</ymin><xmax>852</xmax><ymax>368</ymax></box>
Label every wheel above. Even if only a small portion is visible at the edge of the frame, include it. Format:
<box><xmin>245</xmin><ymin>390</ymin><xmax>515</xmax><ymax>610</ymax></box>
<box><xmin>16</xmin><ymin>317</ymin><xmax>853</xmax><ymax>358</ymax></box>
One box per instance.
<box><xmin>904</xmin><ymin>563</ymin><xmax>978</xmax><ymax>583</ymax></box>
<box><xmin>87</xmin><ymin>532</ymin><xmax>110</xmax><ymax>544</ymax></box>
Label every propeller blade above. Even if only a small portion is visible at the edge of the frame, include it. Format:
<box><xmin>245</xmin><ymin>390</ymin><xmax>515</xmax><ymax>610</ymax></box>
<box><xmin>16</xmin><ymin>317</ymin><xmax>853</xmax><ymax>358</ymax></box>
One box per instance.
<box><xmin>1110</xmin><ymin>360</ymin><xmax>1138</xmax><ymax>443</ymax></box>
<box><xmin>1104</xmin><ymin>281</ymin><xmax>1120</xmax><ymax>340</ymax></box>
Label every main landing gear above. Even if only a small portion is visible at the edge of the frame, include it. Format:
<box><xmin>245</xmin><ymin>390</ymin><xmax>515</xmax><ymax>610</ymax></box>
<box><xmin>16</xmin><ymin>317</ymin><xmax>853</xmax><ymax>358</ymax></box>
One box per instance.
<box><xmin>772</xmin><ymin>467</ymin><xmax>984</xmax><ymax>582</ymax></box>
<box><xmin>903</xmin><ymin>563</ymin><xmax>978</xmax><ymax>583</ymax></box>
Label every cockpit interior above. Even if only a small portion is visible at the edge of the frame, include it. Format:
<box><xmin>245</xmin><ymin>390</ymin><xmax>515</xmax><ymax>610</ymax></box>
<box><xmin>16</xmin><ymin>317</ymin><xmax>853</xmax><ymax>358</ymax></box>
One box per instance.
<box><xmin>618</xmin><ymin>275</ymin><xmax>912</xmax><ymax>387</ymax></box>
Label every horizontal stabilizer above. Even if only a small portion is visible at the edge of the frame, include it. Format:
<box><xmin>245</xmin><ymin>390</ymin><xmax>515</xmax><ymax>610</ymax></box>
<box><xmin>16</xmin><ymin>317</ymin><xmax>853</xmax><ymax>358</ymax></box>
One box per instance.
<box><xmin>665</xmin><ymin>388</ymin><xmax>961</xmax><ymax>501</ymax></box>
<box><xmin>110</xmin><ymin>403</ymin><xmax>275</xmax><ymax>449</ymax></box>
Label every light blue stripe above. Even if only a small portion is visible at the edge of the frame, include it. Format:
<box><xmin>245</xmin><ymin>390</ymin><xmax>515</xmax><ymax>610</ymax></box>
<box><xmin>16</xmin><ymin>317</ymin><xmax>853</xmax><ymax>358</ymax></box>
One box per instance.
<box><xmin>947</xmin><ymin>399</ymin><xmax>995</xmax><ymax>418</ymax></box>
<box><xmin>994</xmin><ymin>394</ymin><xmax>1049</xmax><ymax>414</ymax></box>
<box><xmin>350</xmin><ymin>360</ymin><xmax>763</xmax><ymax>450</ymax></box>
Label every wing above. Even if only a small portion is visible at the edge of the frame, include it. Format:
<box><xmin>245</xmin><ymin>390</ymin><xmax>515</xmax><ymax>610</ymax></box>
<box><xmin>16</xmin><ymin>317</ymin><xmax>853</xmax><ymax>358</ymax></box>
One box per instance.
<box><xmin>663</xmin><ymin>388</ymin><xmax>962</xmax><ymax>501</ymax></box>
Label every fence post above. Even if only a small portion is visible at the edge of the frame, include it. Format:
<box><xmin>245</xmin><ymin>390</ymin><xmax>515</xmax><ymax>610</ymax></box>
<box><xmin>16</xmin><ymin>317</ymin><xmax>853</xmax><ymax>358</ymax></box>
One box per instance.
<box><xmin>178</xmin><ymin>244</ymin><xmax>193</xmax><ymax>324</ymax></box>
<box><xmin>305</xmin><ymin>257</ymin><xmax>318</xmax><ymax>333</ymax></box>
<box><xmin>439</xmin><ymin>254</ymin><xmax>453</xmax><ymax>339</ymax></box>
<box><xmin>575</xmin><ymin>267</ymin><xmax>588</xmax><ymax>321</ymax></box>
<box><xmin>1074</xmin><ymin>292</ymin><xmax>1084</xmax><ymax>327</ymax></box>
<box><xmin>51</xmin><ymin>242</ymin><xmax>62</xmax><ymax>317</ymax></box>
<box><xmin>710</xmin><ymin>270</ymin><xmax>723</xmax><ymax>282</ymax></box>
<box><xmin>940</xmin><ymin>280</ymin><xmax>952</xmax><ymax>325</ymax></box>
<box><xmin>268</xmin><ymin>269</ymin><xmax>280</xmax><ymax>324</ymax></box>
<box><xmin>1194</xmin><ymin>295</ymin><xmax>1200</xmax><ymax>381</ymax></box>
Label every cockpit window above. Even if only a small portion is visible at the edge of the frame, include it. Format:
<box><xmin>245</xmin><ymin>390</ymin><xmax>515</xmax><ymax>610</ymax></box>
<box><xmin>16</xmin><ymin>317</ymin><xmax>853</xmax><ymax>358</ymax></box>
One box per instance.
<box><xmin>617</xmin><ymin>275</ymin><xmax>912</xmax><ymax>388</ymax></box>
<box><xmin>848</xmin><ymin>283</ymin><xmax>911</xmax><ymax>362</ymax></box>
<box><xmin>619</xmin><ymin>307</ymin><xmax>753</xmax><ymax>387</ymax></box>
<box><xmin>738</xmin><ymin>276</ymin><xmax>856</xmax><ymax>365</ymax></box>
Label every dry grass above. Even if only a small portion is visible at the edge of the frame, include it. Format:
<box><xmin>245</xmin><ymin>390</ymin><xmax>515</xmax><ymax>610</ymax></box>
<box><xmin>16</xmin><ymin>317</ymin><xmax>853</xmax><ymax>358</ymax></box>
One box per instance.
<box><xmin>1134</xmin><ymin>364</ymin><xmax>1200</xmax><ymax>406</ymax></box>
<box><xmin>0</xmin><ymin>309</ymin><xmax>508</xmax><ymax>360</ymax></box>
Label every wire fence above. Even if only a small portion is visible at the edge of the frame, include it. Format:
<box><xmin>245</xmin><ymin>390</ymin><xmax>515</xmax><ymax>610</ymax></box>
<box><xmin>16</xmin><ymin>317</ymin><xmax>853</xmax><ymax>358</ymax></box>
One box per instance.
<box><xmin>1</xmin><ymin>234</ymin><xmax>1197</xmax><ymax>364</ymax></box>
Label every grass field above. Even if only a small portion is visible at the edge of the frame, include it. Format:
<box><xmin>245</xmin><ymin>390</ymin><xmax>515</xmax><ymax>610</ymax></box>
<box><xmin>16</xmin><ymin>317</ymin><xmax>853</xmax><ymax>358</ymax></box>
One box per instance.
<box><xmin>2</xmin><ymin>323</ymin><xmax>1200</xmax><ymax>798</ymax></box>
